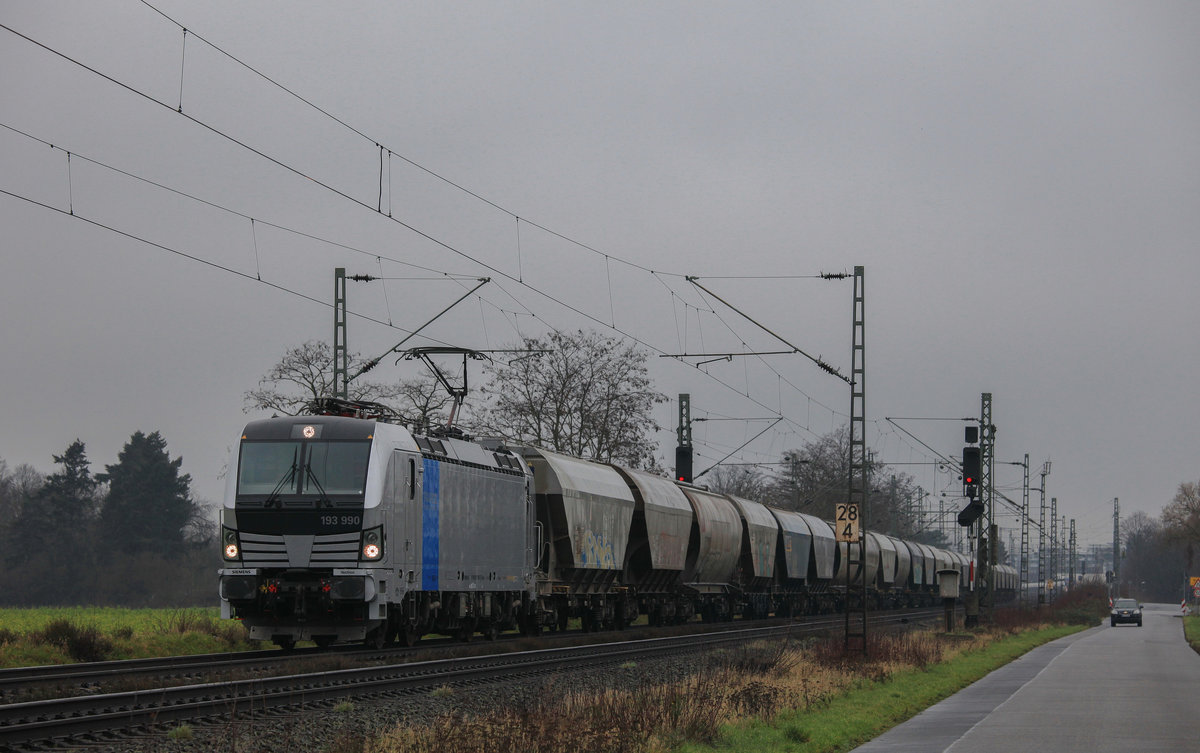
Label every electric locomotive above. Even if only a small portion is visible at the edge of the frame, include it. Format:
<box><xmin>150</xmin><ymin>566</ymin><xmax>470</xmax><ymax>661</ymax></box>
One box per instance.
<box><xmin>218</xmin><ymin>406</ymin><xmax>535</xmax><ymax>649</ymax></box>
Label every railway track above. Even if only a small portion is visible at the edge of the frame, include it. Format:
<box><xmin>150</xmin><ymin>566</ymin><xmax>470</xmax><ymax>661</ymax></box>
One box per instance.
<box><xmin>0</xmin><ymin>608</ymin><xmax>944</xmax><ymax>750</ymax></box>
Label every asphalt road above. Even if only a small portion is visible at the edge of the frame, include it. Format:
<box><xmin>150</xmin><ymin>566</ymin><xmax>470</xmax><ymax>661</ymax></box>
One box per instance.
<box><xmin>851</xmin><ymin>603</ymin><xmax>1200</xmax><ymax>752</ymax></box>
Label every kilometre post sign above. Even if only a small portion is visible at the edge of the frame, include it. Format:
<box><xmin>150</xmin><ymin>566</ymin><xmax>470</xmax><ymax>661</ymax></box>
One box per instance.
<box><xmin>835</xmin><ymin>503</ymin><xmax>861</xmax><ymax>543</ymax></box>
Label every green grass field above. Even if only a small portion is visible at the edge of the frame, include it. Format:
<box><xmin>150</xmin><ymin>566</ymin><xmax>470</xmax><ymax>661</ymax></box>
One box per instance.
<box><xmin>0</xmin><ymin>606</ymin><xmax>258</xmax><ymax>667</ymax></box>
<box><xmin>1184</xmin><ymin>613</ymin><xmax>1200</xmax><ymax>653</ymax></box>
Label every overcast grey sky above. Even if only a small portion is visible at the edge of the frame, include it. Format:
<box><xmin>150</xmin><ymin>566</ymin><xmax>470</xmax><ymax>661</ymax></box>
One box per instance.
<box><xmin>2</xmin><ymin>1</ymin><xmax>1197</xmax><ymax>551</ymax></box>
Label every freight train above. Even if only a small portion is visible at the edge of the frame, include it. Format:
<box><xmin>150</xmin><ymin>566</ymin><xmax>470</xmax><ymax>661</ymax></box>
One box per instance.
<box><xmin>218</xmin><ymin>402</ymin><xmax>1015</xmax><ymax>649</ymax></box>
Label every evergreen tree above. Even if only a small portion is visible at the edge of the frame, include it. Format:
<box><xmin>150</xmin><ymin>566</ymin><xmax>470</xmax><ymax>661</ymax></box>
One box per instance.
<box><xmin>2</xmin><ymin>441</ymin><xmax>98</xmax><ymax>604</ymax></box>
<box><xmin>5</xmin><ymin>440</ymin><xmax>96</xmax><ymax>564</ymax></box>
<box><xmin>99</xmin><ymin>431</ymin><xmax>195</xmax><ymax>557</ymax></box>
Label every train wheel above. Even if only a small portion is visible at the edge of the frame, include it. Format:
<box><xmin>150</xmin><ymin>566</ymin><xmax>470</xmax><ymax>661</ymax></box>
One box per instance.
<box><xmin>457</xmin><ymin>619</ymin><xmax>477</xmax><ymax>642</ymax></box>
<box><xmin>398</xmin><ymin>624</ymin><xmax>421</xmax><ymax>647</ymax></box>
<box><xmin>484</xmin><ymin>621</ymin><xmax>500</xmax><ymax>641</ymax></box>
<box><xmin>314</xmin><ymin>636</ymin><xmax>336</xmax><ymax>649</ymax></box>
<box><xmin>520</xmin><ymin>613</ymin><xmax>542</xmax><ymax>637</ymax></box>
<box><xmin>274</xmin><ymin>636</ymin><xmax>296</xmax><ymax>652</ymax></box>
<box><xmin>364</xmin><ymin>626</ymin><xmax>388</xmax><ymax>650</ymax></box>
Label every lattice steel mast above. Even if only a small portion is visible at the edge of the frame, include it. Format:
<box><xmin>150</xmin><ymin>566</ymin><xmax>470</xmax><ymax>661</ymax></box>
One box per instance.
<box><xmin>845</xmin><ymin>266</ymin><xmax>868</xmax><ymax>653</ymax></box>
<box><xmin>1020</xmin><ymin>453</ymin><xmax>1030</xmax><ymax>607</ymax></box>
<box><xmin>979</xmin><ymin>393</ymin><xmax>995</xmax><ymax>619</ymax></box>
<box><xmin>334</xmin><ymin>267</ymin><xmax>349</xmax><ymax>399</ymax></box>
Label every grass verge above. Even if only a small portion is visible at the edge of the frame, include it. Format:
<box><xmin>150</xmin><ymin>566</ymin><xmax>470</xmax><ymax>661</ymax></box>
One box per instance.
<box><xmin>683</xmin><ymin>623</ymin><xmax>1082</xmax><ymax>753</ymax></box>
<box><xmin>0</xmin><ymin>607</ymin><xmax>257</xmax><ymax>666</ymax></box>
<box><xmin>363</xmin><ymin>586</ymin><xmax>1108</xmax><ymax>753</ymax></box>
<box><xmin>1184</xmin><ymin>613</ymin><xmax>1200</xmax><ymax>654</ymax></box>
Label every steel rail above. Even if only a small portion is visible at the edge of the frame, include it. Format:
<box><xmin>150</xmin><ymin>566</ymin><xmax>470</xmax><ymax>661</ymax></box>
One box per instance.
<box><xmin>0</xmin><ymin>612</ymin><xmax>941</xmax><ymax>749</ymax></box>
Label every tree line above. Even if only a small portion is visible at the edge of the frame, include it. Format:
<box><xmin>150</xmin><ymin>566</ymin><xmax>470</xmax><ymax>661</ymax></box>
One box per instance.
<box><xmin>0</xmin><ymin>432</ymin><xmax>212</xmax><ymax>607</ymax></box>
<box><xmin>8</xmin><ymin>327</ymin><xmax>1197</xmax><ymax>607</ymax></box>
<box><xmin>1118</xmin><ymin>482</ymin><xmax>1200</xmax><ymax>602</ymax></box>
<box><xmin>248</xmin><ymin>331</ymin><xmax>944</xmax><ymax>545</ymax></box>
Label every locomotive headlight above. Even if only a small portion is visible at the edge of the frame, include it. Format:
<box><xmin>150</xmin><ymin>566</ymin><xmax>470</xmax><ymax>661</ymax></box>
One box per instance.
<box><xmin>361</xmin><ymin>527</ymin><xmax>383</xmax><ymax>561</ymax></box>
<box><xmin>223</xmin><ymin>528</ymin><xmax>241</xmax><ymax>561</ymax></box>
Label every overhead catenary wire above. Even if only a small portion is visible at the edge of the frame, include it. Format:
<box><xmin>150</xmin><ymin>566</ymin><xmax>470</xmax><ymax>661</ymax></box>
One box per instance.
<box><xmin>2</xmin><ymin>108</ymin><xmax>835</xmax><ymax>458</ymax></box>
<box><xmin>687</xmin><ymin>276</ymin><xmax>851</xmax><ymax>384</ymax></box>
<box><xmin>0</xmin><ymin>185</ymin><xmax>437</xmax><ymax>341</ymax></box>
<box><xmin>136</xmin><ymin>0</ymin><xmax>679</xmax><ymax>281</ymax></box>
<box><xmin>2</xmin><ymin>16</ymin><xmax>859</xmax><ymax>470</ymax></box>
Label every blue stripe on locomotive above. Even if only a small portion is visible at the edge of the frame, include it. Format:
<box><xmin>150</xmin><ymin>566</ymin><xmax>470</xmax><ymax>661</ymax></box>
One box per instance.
<box><xmin>421</xmin><ymin>458</ymin><xmax>440</xmax><ymax>590</ymax></box>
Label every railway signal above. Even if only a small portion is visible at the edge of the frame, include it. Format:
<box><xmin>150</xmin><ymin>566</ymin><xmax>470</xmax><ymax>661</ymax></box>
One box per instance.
<box><xmin>958</xmin><ymin>445</ymin><xmax>983</xmax><ymax>525</ymax></box>
<box><xmin>962</xmin><ymin>446</ymin><xmax>980</xmax><ymax>493</ymax></box>
<box><xmin>676</xmin><ymin>393</ymin><xmax>693</xmax><ymax>482</ymax></box>
<box><xmin>675</xmin><ymin>445</ymin><xmax>693</xmax><ymax>483</ymax></box>
<box><xmin>957</xmin><ymin>498</ymin><xmax>984</xmax><ymax>526</ymax></box>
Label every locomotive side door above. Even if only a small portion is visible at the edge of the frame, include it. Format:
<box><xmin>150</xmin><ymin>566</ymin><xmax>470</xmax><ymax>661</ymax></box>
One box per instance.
<box><xmin>391</xmin><ymin>450</ymin><xmax>423</xmax><ymax>592</ymax></box>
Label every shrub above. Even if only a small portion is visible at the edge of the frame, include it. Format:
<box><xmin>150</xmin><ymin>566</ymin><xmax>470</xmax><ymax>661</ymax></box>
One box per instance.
<box><xmin>36</xmin><ymin>619</ymin><xmax>113</xmax><ymax>663</ymax></box>
<box><xmin>167</xmin><ymin>724</ymin><xmax>193</xmax><ymax>741</ymax></box>
<box><xmin>713</xmin><ymin>639</ymin><xmax>803</xmax><ymax>676</ymax></box>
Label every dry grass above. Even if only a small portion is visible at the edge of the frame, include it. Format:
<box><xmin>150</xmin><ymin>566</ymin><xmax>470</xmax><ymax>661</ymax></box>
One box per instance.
<box><xmin>363</xmin><ymin>590</ymin><xmax>1110</xmax><ymax>753</ymax></box>
<box><xmin>369</xmin><ymin>639</ymin><xmax>870</xmax><ymax>753</ymax></box>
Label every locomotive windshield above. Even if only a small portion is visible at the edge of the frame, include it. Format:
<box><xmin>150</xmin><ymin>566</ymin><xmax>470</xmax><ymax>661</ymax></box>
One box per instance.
<box><xmin>238</xmin><ymin>440</ymin><xmax>371</xmax><ymax>497</ymax></box>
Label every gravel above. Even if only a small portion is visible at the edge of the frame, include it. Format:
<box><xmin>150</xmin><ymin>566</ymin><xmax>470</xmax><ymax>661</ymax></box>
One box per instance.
<box><xmin>81</xmin><ymin>650</ymin><xmax>709</xmax><ymax>753</ymax></box>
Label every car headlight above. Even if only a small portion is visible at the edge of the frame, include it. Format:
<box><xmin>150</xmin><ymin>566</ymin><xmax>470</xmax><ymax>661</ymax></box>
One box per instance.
<box><xmin>360</xmin><ymin>526</ymin><xmax>383</xmax><ymax>561</ymax></box>
<box><xmin>223</xmin><ymin>528</ymin><xmax>241</xmax><ymax>561</ymax></box>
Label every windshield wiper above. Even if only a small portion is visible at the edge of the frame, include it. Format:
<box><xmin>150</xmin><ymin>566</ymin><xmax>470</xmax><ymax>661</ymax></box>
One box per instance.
<box><xmin>264</xmin><ymin>449</ymin><xmax>298</xmax><ymax>507</ymax></box>
<box><xmin>304</xmin><ymin>465</ymin><xmax>333</xmax><ymax>507</ymax></box>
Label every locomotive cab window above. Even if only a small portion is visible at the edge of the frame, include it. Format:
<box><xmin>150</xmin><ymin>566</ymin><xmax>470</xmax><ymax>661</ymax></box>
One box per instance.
<box><xmin>238</xmin><ymin>440</ymin><xmax>371</xmax><ymax>497</ymax></box>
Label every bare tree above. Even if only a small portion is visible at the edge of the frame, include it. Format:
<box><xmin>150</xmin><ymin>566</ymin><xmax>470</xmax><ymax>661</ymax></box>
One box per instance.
<box><xmin>706</xmin><ymin>464</ymin><xmax>772</xmax><ymax>500</ymax></box>
<box><xmin>1163</xmin><ymin>480</ymin><xmax>1200</xmax><ymax>573</ymax></box>
<box><xmin>759</xmin><ymin>427</ymin><xmax>923</xmax><ymax>538</ymax></box>
<box><xmin>768</xmin><ymin>429</ymin><xmax>855</xmax><ymax>516</ymax></box>
<box><xmin>0</xmin><ymin>459</ymin><xmax>43</xmax><ymax>528</ymax></box>
<box><xmin>472</xmin><ymin>330</ymin><xmax>665</xmax><ymax>469</ymax></box>
<box><xmin>1163</xmin><ymin>480</ymin><xmax>1200</xmax><ymax>543</ymax></box>
<box><xmin>244</xmin><ymin>340</ymin><xmax>407</xmax><ymax>415</ymax></box>
<box><xmin>394</xmin><ymin>372</ymin><xmax>456</xmax><ymax>433</ymax></box>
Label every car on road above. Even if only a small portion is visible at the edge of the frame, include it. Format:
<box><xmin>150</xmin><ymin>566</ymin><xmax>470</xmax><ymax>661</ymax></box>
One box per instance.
<box><xmin>1111</xmin><ymin>598</ymin><xmax>1142</xmax><ymax>627</ymax></box>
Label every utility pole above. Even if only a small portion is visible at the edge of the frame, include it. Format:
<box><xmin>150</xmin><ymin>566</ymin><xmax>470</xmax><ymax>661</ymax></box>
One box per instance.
<box><xmin>1037</xmin><ymin>461</ymin><xmax>1051</xmax><ymax>606</ymax></box>
<box><xmin>1020</xmin><ymin>453</ymin><xmax>1030</xmax><ymax>608</ymax></box>
<box><xmin>1069</xmin><ymin>519</ymin><xmax>1077</xmax><ymax>592</ymax></box>
<box><xmin>978</xmin><ymin>393</ymin><xmax>996</xmax><ymax>621</ymax></box>
<box><xmin>1049</xmin><ymin>498</ymin><xmax>1058</xmax><ymax>603</ymax></box>
<box><xmin>1113</xmin><ymin>497</ymin><xmax>1121</xmax><ymax>597</ymax></box>
<box><xmin>939</xmin><ymin>496</ymin><xmax>946</xmax><ymax>543</ymax></box>
<box><xmin>845</xmin><ymin>266</ymin><xmax>868</xmax><ymax>654</ymax></box>
<box><xmin>333</xmin><ymin>267</ymin><xmax>349</xmax><ymax>399</ymax></box>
